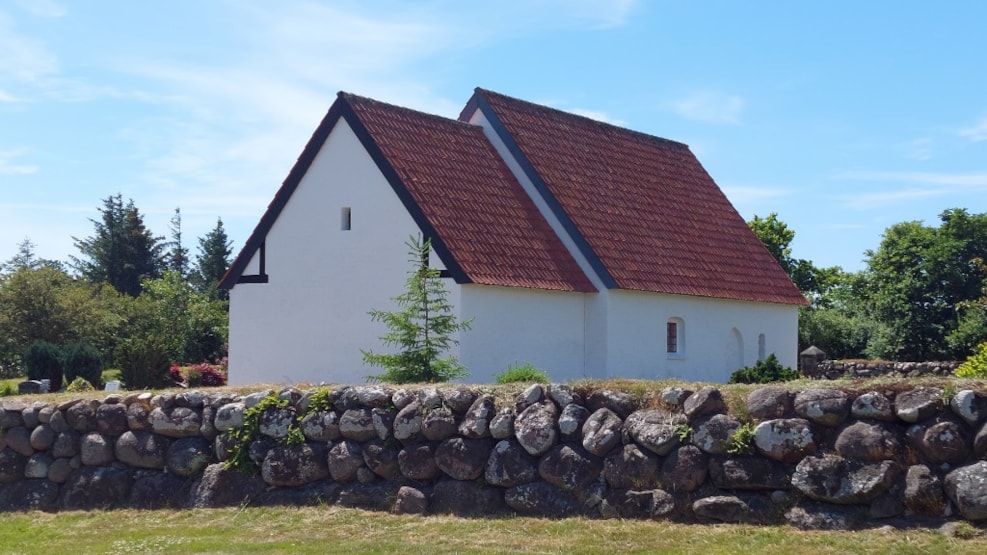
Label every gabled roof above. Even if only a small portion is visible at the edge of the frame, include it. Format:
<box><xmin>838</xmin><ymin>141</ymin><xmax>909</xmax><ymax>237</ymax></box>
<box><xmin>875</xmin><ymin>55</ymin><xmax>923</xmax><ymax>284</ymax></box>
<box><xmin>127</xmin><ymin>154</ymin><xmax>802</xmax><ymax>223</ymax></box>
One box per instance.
<box><xmin>463</xmin><ymin>88</ymin><xmax>808</xmax><ymax>306</ymax></box>
<box><xmin>220</xmin><ymin>92</ymin><xmax>595</xmax><ymax>293</ymax></box>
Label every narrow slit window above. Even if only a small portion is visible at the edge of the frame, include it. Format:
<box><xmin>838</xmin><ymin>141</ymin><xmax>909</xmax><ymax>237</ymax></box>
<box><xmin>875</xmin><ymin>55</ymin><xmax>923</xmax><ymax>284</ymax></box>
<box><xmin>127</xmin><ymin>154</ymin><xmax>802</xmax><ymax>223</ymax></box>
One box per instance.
<box><xmin>667</xmin><ymin>317</ymin><xmax>685</xmax><ymax>357</ymax></box>
<box><xmin>341</xmin><ymin>207</ymin><xmax>351</xmax><ymax>231</ymax></box>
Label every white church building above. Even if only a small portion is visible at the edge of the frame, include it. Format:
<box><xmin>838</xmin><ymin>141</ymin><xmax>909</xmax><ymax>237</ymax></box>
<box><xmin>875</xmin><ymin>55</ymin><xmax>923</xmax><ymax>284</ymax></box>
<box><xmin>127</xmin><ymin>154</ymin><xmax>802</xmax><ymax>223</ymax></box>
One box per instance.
<box><xmin>220</xmin><ymin>88</ymin><xmax>807</xmax><ymax>386</ymax></box>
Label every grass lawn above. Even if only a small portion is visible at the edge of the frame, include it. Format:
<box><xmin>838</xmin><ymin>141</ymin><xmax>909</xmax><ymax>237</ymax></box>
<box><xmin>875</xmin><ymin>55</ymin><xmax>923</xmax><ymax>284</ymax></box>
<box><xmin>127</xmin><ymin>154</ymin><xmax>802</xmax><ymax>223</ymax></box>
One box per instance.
<box><xmin>0</xmin><ymin>507</ymin><xmax>984</xmax><ymax>555</ymax></box>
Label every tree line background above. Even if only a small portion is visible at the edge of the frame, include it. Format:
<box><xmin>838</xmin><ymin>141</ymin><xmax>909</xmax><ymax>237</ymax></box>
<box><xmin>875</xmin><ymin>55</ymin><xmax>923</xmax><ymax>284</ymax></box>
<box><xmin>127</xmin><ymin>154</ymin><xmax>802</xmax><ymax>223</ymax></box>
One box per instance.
<box><xmin>750</xmin><ymin>208</ymin><xmax>987</xmax><ymax>362</ymax></box>
<box><xmin>0</xmin><ymin>194</ymin><xmax>985</xmax><ymax>388</ymax></box>
<box><xmin>0</xmin><ymin>194</ymin><xmax>231</xmax><ymax>386</ymax></box>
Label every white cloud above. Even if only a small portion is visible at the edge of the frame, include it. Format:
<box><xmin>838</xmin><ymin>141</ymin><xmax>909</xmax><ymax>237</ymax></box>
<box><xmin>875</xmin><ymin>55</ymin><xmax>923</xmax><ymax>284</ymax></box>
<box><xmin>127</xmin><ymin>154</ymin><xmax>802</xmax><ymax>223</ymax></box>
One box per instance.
<box><xmin>532</xmin><ymin>0</ymin><xmax>638</xmax><ymax>29</ymax></box>
<box><xmin>671</xmin><ymin>91</ymin><xmax>744</xmax><ymax>124</ymax></box>
<box><xmin>904</xmin><ymin>137</ymin><xmax>933</xmax><ymax>161</ymax></box>
<box><xmin>0</xmin><ymin>150</ymin><xmax>38</xmax><ymax>175</ymax></box>
<box><xmin>958</xmin><ymin>116</ymin><xmax>987</xmax><ymax>142</ymax></box>
<box><xmin>102</xmin><ymin>1</ymin><xmax>478</xmax><ymax>237</ymax></box>
<box><xmin>567</xmin><ymin>108</ymin><xmax>625</xmax><ymax>126</ymax></box>
<box><xmin>834</xmin><ymin>170</ymin><xmax>987</xmax><ymax>188</ymax></box>
<box><xmin>833</xmin><ymin>170</ymin><xmax>987</xmax><ymax>208</ymax></box>
<box><xmin>13</xmin><ymin>0</ymin><xmax>66</xmax><ymax>18</ymax></box>
<box><xmin>0</xmin><ymin>88</ymin><xmax>16</xmax><ymax>102</ymax></box>
<box><xmin>0</xmin><ymin>11</ymin><xmax>59</xmax><ymax>83</ymax></box>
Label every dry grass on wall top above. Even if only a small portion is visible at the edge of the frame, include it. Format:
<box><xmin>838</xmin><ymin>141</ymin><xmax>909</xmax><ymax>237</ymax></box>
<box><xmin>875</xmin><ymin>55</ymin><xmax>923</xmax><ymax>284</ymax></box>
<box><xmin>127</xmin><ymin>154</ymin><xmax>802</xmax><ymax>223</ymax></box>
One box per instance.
<box><xmin>5</xmin><ymin>375</ymin><xmax>987</xmax><ymax>416</ymax></box>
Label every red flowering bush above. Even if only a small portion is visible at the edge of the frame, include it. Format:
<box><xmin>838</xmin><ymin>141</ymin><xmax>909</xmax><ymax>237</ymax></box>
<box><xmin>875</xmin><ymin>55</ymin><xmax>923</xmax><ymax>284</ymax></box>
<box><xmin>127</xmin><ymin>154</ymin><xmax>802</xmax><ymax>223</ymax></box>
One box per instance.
<box><xmin>169</xmin><ymin>364</ymin><xmax>184</xmax><ymax>384</ymax></box>
<box><xmin>169</xmin><ymin>362</ymin><xmax>228</xmax><ymax>387</ymax></box>
<box><xmin>199</xmin><ymin>364</ymin><xmax>226</xmax><ymax>386</ymax></box>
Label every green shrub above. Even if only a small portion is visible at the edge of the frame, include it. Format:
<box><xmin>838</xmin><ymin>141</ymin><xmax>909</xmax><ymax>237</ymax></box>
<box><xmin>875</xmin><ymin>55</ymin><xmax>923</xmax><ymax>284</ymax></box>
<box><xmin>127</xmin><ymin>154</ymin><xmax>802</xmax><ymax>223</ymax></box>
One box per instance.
<box><xmin>65</xmin><ymin>376</ymin><xmax>96</xmax><ymax>393</ymax></box>
<box><xmin>728</xmin><ymin>354</ymin><xmax>799</xmax><ymax>384</ymax></box>
<box><xmin>494</xmin><ymin>362</ymin><xmax>549</xmax><ymax>384</ymax></box>
<box><xmin>23</xmin><ymin>340</ymin><xmax>64</xmax><ymax>391</ymax></box>
<box><xmin>64</xmin><ymin>342</ymin><xmax>104</xmax><ymax>389</ymax></box>
<box><xmin>115</xmin><ymin>338</ymin><xmax>172</xmax><ymax>390</ymax></box>
<box><xmin>956</xmin><ymin>341</ymin><xmax>987</xmax><ymax>378</ymax></box>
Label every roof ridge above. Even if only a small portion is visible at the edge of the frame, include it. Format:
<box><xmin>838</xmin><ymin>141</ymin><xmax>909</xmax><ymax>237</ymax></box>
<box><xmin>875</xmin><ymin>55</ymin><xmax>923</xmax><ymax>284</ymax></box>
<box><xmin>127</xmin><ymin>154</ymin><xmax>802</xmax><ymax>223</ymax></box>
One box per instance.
<box><xmin>472</xmin><ymin>87</ymin><xmax>689</xmax><ymax>149</ymax></box>
<box><xmin>339</xmin><ymin>91</ymin><xmax>479</xmax><ymax>131</ymax></box>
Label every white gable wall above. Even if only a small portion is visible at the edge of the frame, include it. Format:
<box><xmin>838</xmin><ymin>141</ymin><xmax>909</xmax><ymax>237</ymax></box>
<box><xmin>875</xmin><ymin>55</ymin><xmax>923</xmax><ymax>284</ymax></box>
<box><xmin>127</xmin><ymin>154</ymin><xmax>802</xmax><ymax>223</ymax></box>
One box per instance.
<box><xmin>605</xmin><ymin>290</ymin><xmax>799</xmax><ymax>383</ymax></box>
<box><xmin>228</xmin><ymin>119</ymin><xmax>454</xmax><ymax>385</ymax></box>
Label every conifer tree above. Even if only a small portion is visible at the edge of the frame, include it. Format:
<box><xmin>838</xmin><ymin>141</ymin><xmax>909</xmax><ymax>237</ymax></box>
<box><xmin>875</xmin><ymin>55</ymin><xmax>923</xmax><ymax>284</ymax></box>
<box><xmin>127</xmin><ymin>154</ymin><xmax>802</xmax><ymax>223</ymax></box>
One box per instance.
<box><xmin>166</xmin><ymin>207</ymin><xmax>190</xmax><ymax>278</ymax></box>
<box><xmin>362</xmin><ymin>235</ymin><xmax>471</xmax><ymax>383</ymax></box>
<box><xmin>193</xmin><ymin>217</ymin><xmax>233</xmax><ymax>300</ymax></box>
<box><xmin>1</xmin><ymin>238</ymin><xmax>62</xmax><ymax>273</ymax></box>
<box><xmin>71</xmin><ymin>194</ymin><xmax>164</xmax><ymax>297</ymax></box>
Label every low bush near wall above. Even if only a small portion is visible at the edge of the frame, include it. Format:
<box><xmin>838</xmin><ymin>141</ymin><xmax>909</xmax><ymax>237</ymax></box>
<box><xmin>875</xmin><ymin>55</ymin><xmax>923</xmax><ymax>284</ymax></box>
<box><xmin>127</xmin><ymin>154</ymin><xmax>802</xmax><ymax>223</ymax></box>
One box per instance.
<box><xmin>1</xmin><ymin>381</ymin><xmax>986</xmax><ymax>530</ymax></box>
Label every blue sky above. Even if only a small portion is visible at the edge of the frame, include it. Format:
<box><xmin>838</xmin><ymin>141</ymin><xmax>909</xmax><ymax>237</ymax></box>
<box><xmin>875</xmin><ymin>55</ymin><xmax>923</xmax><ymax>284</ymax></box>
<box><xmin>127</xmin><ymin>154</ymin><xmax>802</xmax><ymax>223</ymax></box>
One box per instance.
<box><xmin>2</xmin><ymin>1</ymin><xmax>986</xmax><ymax>273</ymax></box>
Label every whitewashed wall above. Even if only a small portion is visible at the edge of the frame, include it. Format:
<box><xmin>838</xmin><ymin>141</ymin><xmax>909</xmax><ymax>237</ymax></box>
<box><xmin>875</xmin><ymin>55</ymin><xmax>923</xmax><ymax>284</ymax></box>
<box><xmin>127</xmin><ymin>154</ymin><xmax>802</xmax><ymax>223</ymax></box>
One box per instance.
<box><xmin>457</xmin><ymin>285</ymin><xmax>587</xmax><ymax>383</ymax></box>
<box><xmin>605</xmin><ymin>290</ymin><xmax>799</xmax><ymax>383</ymax></box>
<box><xmin>228</xmin><ymin>119</ymin><xmax>438</xmax><ymax>386</ymax></box>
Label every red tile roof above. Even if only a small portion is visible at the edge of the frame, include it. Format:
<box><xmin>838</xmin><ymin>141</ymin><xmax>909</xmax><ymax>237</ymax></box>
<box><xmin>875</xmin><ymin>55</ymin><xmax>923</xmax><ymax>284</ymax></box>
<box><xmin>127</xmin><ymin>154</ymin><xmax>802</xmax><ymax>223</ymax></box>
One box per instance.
<box><xmin>343</xmin><ymin>93</ymin><xmax>595</xmax><ymax>292</ymax></box>
<box><xmin>465</xmin><ymin>88</ymin><xmax>807</xmax><ymax>305</ymax></box>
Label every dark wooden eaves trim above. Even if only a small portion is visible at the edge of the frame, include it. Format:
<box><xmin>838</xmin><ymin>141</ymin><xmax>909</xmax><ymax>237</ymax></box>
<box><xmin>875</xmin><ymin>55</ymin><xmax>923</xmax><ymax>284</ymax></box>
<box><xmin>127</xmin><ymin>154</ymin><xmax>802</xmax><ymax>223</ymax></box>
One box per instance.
<box><xmin>465</xmin><ymin>89</ymin><xmax>617</xmax><ymax>290</ymax></box>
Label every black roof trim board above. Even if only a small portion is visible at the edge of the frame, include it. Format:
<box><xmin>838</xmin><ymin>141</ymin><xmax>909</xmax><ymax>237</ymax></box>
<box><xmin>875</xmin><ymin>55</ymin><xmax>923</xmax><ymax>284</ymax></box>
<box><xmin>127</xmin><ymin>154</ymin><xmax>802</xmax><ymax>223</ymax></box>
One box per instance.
<box><xmin>220</xmin><ymin>92</ymin><xmax>471</xmax><ymax>290</ymax></box>
<box><xmin>219</xmin><ymin>99</ymin><xmax>346</xmax><ymax>290</ymax></box>
<box><xmin>464</xmin><ymin>89</ymin><xmax>618</xmax><ymax>290</ymax></box>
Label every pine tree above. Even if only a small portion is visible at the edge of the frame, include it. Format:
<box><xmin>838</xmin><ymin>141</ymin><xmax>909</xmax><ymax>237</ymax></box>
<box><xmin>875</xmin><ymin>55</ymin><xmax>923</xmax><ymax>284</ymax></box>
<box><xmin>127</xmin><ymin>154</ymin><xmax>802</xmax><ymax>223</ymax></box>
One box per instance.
<box><xmin>362</xmin><ymin>235</ymin><xmax>471</xmax><ymax>383</ymax></box>
<box><xmin>1</xmin><ymin>238</ymin><xmax>62</xmax><ymax>274</ymax></box>
<box><xmin>166</xmin><ymin>207</ymin><xmax>190</xmax><ymax>278</ymax></box>
<box><xmin>71</xmin><ymin>194</ymin><xmax>164</xmax><ymax>297</ymax></box>
<box><xmin>193</xmin><ymin>217</ymin><xmax>233</xmax><ymax>300</ymax></box>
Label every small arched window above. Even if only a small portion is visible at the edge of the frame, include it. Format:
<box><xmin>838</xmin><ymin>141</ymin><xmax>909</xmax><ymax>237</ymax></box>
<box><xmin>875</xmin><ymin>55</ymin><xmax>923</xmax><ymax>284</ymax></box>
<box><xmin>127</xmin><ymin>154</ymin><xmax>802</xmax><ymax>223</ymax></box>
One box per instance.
<box><xmin>667</xmin><ymin>317</ymin><xmax>685</xmax><ymax>357</ymax></box>
<box><xmin>758</xmin><ymin>333</ymin><xmax>766</xmax><ymax>361</ymax></box>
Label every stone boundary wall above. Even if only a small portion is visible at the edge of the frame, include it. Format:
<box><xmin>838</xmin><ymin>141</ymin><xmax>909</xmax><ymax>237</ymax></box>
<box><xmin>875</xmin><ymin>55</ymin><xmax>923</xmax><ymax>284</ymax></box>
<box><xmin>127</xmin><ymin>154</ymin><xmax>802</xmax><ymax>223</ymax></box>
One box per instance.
<box><xmin>804</xmin><ymin>360</ymin><xmax>962</xmax><ymax>380</ymax></box>
<box><xmin>1</xmin><ymin>383</ymin><xmax>987</xmax><ymax>530</ymax></box>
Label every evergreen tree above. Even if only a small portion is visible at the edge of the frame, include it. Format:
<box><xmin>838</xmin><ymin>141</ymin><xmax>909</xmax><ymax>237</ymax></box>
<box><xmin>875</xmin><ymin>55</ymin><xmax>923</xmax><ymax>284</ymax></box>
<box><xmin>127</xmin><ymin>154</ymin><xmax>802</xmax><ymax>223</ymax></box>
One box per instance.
<box><xmin>1</xmin><ymin>238</ymin><xmax>63</xmax><ymax>274</ymax></box>
<box><xmin>71</xmin><ymin>194</ymin><xmax>164</xmax><ymax>297</ymax></box>
<box><xmin>362</xmin><ymin>235</ymin><xmax>471</xmax><ymax>383</ymax></box>
<box><xmin>193</xmin><ymin>217</ymin><xmax>233</xmax><ymax>300</ymax></box>
<box><xmin>166</xmin><ymin>207</ymin><xmax>190</xmax><ymax>278</ymax></box>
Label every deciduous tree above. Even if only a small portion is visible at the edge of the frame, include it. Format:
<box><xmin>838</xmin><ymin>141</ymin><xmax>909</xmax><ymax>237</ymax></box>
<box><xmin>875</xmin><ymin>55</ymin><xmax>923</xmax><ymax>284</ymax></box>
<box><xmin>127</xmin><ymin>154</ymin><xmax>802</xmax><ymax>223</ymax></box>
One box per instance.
<box><xmin>0</xmin><ymin>266</ymin><xmax>128</xmax><ymax>376</ymax></box>
<box><xmin>862</xmin><ymin>209</ymin><xmax>987</xmax><ymax>360</ymax></box>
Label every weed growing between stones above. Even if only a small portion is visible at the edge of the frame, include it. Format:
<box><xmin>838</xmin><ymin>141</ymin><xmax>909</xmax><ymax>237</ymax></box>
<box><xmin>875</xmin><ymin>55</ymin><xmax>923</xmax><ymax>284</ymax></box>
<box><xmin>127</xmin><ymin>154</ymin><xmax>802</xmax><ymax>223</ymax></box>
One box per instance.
<box><xmin>225</xmin><ymin>393</ymin><xmax>286</xmax><ymax>471</ymax></box>
<box><xmin>225</xmin><ymin>389</ymin><xmax>335</xmax><ymax>471</ymax></box>
<box><xmin>727</xmin><ymin>422</ymin><xmax>756</xmax><ymax>455</ymax></box>
<box><xmin>941</xmin><ymin>380</ymin><xmax>959</xmax><ymax>404</ymax></box>
<box><xmin>307</xmin><ymin>386</ymin><xmax>333</xmax><ymax>413</ymax></box>
<box><xmin>284</xmin><ymin>426</ymin><xmax>306</xmax><ymax>446</ymax></box>
<box><xmin>675</xmin><ymin>423</ymin><xmax>693</xmax><ymax>443</ymax></box>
